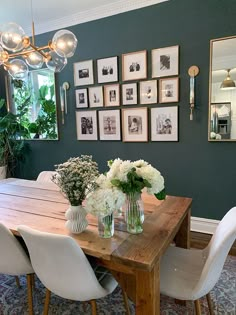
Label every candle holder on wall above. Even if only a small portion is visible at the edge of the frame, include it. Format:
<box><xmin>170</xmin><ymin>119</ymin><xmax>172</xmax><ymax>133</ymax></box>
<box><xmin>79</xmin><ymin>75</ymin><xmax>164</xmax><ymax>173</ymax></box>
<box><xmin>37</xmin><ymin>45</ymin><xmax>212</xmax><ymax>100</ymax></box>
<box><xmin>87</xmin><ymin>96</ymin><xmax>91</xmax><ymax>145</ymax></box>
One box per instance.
<box><xmin>188</xmin><ymin>65</ymin><xmax>200</xmax><ymax>120</ymax></box>
<box><xmin>60</xmin><ymin>82</ymin><xmax>70</xmax><ymax>125</ymax></box>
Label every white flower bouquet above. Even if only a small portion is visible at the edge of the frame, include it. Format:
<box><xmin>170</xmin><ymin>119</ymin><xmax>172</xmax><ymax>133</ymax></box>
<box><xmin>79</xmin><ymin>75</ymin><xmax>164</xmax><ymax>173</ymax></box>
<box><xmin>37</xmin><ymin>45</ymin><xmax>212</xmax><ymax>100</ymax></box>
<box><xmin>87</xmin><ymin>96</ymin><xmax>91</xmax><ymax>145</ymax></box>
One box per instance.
<box><xmin>52</xmin><ymin>155</ymin><xmax>99</xmax><ymax>206</ymax></box>
<box><xmin>86</xmin><ymin>174</ymin><xmax>125</xmax><ymax>217</ymax></box>
<box><xmin>210</xmin><ymin>132</ymin><xmax>222</xmax><ymax>140</ymax></box>
<box><xmin>107</xmin><ymin>158</ymin><xmax>165</xmax><ymax>199</ymax></box>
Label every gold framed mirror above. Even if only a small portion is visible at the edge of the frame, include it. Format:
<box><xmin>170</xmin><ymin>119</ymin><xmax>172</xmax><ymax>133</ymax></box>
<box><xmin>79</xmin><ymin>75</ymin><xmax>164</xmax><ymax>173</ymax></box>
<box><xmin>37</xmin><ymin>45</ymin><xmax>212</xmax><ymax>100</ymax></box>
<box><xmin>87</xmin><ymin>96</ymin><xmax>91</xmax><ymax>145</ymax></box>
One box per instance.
<box><xmin>209</xmin><ymin>35</ymin><xmax>236</xmax><ymax>141</ymax></box>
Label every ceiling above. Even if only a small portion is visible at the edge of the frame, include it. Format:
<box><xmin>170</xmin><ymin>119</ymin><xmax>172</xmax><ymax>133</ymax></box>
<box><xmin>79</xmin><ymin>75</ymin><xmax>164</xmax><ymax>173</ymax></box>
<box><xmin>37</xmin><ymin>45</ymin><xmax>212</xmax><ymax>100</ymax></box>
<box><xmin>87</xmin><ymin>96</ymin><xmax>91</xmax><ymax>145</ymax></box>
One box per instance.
<box><xmin>0</xmin><ymin>0</ymin><xmax>168</xmax><ymax>35</ymax></box>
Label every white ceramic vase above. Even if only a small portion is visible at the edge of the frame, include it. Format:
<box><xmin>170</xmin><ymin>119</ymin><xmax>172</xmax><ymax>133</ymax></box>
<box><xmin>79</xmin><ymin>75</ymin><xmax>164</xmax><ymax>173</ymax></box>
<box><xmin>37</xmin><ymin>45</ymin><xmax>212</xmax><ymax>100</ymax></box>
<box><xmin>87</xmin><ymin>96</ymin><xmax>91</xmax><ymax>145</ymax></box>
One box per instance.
<box><xmin>65</xmin><ymin>205</ymin><xmax>88</xmax><ymax>234</ymax></box>
<box><xmin>0</xmin><ymin>165</ymin><xmax>7</xmax><ymax>180</ymax></box>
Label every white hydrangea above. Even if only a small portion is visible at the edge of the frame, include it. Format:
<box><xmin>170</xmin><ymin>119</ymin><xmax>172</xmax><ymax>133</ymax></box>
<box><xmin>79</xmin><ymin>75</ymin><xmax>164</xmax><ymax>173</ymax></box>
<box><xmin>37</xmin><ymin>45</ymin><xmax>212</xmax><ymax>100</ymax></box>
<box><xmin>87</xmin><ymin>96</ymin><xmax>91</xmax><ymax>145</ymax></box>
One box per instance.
<box><xmin>136</xmin><ymin>164</ymin><xmax>164</xmax><ymax>194</ymax></box>
<box><xmin>117</xmin><ymin>160</ymin><xmax>133</xmax><ymax>182</ymax></box>
<box><xmin>106</xmin><ymin>158</ymin><xmax>123</xmax><ymax>180</ymax></box>
<box><xmin>86</xmin><ymin>186</ymin><xmax>125</xmax><ymax>217</ymax></box>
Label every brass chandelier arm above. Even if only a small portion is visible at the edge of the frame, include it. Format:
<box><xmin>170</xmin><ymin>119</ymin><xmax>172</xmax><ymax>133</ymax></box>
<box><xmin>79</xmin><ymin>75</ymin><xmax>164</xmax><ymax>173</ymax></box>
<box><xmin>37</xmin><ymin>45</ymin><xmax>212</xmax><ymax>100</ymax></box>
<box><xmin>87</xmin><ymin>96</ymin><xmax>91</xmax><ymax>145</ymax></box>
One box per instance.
<box><xmin>7</xmin><ymin>43</ymin><xmax>52</xmax><ymax>60</ymax></box>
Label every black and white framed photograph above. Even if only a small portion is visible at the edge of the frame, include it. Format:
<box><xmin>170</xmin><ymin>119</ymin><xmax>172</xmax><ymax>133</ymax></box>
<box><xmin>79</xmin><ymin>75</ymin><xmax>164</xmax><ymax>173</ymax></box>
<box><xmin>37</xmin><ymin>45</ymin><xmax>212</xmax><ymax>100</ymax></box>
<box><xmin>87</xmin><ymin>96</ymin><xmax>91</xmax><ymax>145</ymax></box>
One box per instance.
<box><xmin>104</xmin><ymin>84</ymin><xmax>120</xmax><ymax>107</ymax></box>
<box><xmin>151</xmin><ymin>106</ymin><xmax>178</xmax><ymax>141</ymax></box>
<box><xmin>89</xmin><ymin>86</ymin><xmax>104</xmax><ymax>107</ymax></box>
<box><xmin>122</xmin><ymin>83</ymin><xmax>138</xmax><ymax>105</ymax></box>
<box><xmin>76</xmin><ymin>110</ymin><xmax>98</xmax><ymax>140</ymax></box>
<box><xmin>98</xmin><ymin>109</ymin><xmax>121</xmax><ymax>140</ymax></box>
<box><xmin>74</xmin><ymin>60</ymin><xmax>94</xmax><ymax>86</ymax></box>
<box><xmin>159</xmin><ymin>77</ymin><xmax>179</xmax><ymax>103</ymax></box>
<box><xmin>75</xmin><ymin>89</ymin><xmax>88</xmax><ymax>108</ymax></box>
<box><xmin>152</xmin><ymin>45</ymin><xmax>179</xmax><ymax>78</ymax></box>
<box><xmin>122</xmin><ymin>50</ymin><xmax>147</xmax><ymax>81</ymax></box>
<box><xmin>97</xmin><ymin>56</ymin><xmax>118</xmax><ymax>83</ymax></box>
<box><xmin>122</xmin><ymin>107</ymin><xmax>148</xmax><ymax>142</ymax></box>
<box><xmin>140</xmin><ymin>80</ymin><xmax>158</xmax><ymax>104</ymax></box>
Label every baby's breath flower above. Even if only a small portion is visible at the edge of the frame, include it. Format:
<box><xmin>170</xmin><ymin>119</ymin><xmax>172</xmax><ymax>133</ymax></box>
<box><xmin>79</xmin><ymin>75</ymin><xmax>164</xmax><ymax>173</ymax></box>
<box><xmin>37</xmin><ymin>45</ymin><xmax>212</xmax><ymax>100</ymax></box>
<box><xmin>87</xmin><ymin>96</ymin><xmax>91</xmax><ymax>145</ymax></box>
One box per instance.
<box><xmin>52</xmin><ymin>155</ymin><xmax>99</xmax><ymax>206</ymax></box>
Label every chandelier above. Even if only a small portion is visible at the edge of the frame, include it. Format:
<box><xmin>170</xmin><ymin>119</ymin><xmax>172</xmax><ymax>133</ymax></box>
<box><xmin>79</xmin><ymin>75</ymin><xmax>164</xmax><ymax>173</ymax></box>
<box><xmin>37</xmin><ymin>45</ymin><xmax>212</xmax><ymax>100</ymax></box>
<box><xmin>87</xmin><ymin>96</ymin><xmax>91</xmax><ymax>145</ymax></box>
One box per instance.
<box><xmin>0</xmin><ymin>5</ymin><xmax>77</xmax><ymax>80</ymax></box>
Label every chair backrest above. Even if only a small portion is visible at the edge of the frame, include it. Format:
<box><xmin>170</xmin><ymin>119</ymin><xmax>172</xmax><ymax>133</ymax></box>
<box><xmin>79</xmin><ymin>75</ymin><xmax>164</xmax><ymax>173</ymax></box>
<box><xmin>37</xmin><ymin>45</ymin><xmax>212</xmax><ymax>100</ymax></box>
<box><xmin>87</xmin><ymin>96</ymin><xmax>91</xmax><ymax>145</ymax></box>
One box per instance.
<box><xmin>17</xmin><ymin>225</ymin><xmax>108</xmax><ymax>301</ymax></box>
<box><xmin>0</xmin><ymin>223</ymin><xmax>33</xmax><ymax>275</ymax></box>
<box><xmin>194</xmin><ymin>206</ymin><xmax>236</xmax><ymax>298</ymax></box>
<box><xmin>36</xmin><ymin>171</ymin><xmax>57</xmax><ymax>183</ymax></box>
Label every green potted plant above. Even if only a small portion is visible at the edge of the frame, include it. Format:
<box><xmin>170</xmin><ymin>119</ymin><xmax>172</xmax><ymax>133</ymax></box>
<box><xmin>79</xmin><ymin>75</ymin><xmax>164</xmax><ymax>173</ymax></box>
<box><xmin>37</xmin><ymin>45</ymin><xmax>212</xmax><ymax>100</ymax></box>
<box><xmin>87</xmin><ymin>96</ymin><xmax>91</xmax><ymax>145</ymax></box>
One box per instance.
<box><xmin>0</xmin><ymin>98</ymin><xmax>29</xmax><ymax>179</ymax></box>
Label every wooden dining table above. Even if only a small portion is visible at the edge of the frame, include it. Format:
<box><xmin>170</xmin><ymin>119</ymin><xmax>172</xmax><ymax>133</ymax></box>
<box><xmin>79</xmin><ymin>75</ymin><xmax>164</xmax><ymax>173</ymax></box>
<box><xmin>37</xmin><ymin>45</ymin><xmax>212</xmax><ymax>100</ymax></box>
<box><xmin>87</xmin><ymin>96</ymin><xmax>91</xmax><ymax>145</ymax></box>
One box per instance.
<box><xmin>0</xmin><ymin>178</ymin><xmax>192</xmax><ymax>314</ymax></box>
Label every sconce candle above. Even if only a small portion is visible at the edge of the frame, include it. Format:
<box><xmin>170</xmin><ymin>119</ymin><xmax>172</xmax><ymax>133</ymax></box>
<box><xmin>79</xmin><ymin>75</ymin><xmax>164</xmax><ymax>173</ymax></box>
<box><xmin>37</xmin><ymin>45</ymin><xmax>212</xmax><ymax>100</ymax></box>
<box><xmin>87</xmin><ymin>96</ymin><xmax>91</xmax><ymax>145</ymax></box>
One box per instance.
<box><xmin>188</xmin><ymin>65</ymin><xmax>200</xmax><ymax>120</ymax></box>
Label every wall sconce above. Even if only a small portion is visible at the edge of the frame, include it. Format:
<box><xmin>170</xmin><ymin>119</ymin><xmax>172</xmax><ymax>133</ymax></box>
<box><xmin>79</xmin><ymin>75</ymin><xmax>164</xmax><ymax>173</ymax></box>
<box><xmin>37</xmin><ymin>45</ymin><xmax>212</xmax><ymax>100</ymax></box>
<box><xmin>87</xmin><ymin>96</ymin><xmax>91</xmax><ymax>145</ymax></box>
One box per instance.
<box><xmin>60</xmin><ymin>82</ymin><xmax>70</xmax><ymax>125</ymax></box>
<box><xmin>188</xmin><ymin>65</ymin><xmax>200</xmax><ymax>120</ymax></box>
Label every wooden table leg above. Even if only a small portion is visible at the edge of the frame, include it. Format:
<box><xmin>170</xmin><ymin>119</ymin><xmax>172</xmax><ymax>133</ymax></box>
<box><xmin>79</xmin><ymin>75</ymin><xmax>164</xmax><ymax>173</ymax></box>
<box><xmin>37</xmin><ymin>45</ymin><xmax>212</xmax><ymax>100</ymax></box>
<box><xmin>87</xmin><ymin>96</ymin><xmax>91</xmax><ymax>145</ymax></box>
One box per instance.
<box><xmin>174</xmin><ymin>208</ymin><xmax>191</xmax><ymax>306</ymax></box>
<box><xmin>135</xmin><ymin>260</ymin><xmax>160</xmax><ymax>315</ymax></box>
<box><xmin>175</xmin><ymin>208</ymin><xmax>191</xmax><ymax>249</ymax></box>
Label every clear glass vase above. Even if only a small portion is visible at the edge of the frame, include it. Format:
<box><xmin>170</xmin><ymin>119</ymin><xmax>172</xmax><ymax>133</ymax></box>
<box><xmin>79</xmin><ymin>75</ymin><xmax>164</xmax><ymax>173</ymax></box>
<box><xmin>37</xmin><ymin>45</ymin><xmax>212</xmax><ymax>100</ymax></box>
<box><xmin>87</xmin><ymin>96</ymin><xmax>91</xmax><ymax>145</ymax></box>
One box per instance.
<box><xmin>125</xmin><ymin>193</ymin><xmax>144</xmax><ymax>234</ymax></box>
<box><xmin>98</xmin><ymin>213</ymin><xmax>114</xmax><ymax>238</ymax></box>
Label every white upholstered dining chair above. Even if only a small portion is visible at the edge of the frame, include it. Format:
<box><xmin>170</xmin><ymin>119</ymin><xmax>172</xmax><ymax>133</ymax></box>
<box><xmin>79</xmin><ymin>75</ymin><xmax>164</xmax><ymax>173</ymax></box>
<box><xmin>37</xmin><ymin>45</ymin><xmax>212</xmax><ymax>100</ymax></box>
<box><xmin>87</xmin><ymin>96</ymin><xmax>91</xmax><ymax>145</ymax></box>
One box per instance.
<box><xmin>36</xmin><ymin>171</ymin><xmax>57</xmax><ymax>183</ymax></box>
<box><xmin>160</xmin><ymin>206</ymin><xmax>236</xmax><ymax>315</ymax></box>
<box><xmin>18</xmin><ymin>225</ymin><xmax>130</xmax><ymax>315</ymax></box>
<box><xmin>0</xmin><ymin>223</ymin><xmax>34</xmax><ymax>315</ymax></box>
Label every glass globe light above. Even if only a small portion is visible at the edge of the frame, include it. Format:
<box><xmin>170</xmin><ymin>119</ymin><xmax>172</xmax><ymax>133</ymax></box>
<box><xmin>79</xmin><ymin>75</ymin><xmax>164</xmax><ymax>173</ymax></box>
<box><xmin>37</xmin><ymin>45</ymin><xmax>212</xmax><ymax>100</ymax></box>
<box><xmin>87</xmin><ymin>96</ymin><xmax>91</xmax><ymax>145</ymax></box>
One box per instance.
<box><xmin>8</xmin><ymin>59</ymin><xmax>28</xmax><ymax>80</ymax></box>
<box><xmin>46</xmin><ymin>51</ymin><xmax>67</xmax><ymax>72</ymax></box>
<box><xmin>25</xmin><ymin>50</ymin><xmax>44</xmax><ymax>69</ymax></box>
<box><xmin>52</xmin><ymin>30</ymin><xmax>77</xmax><ymax>58</ymax></box>
<box><xmin>1</xmin><ymin>22</ymin><xmax>25</xmax><ymax>52</ymax></box>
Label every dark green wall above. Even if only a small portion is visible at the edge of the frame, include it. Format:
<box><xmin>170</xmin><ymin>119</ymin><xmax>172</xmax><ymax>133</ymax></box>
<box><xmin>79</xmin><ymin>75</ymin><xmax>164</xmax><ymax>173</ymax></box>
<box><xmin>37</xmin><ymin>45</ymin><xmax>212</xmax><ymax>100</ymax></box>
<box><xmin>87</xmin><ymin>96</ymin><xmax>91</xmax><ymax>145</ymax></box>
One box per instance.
<box><xmin>11</xmin><ymin>0</ymin><xmax>236</xmax><ymax>220</ymax></box>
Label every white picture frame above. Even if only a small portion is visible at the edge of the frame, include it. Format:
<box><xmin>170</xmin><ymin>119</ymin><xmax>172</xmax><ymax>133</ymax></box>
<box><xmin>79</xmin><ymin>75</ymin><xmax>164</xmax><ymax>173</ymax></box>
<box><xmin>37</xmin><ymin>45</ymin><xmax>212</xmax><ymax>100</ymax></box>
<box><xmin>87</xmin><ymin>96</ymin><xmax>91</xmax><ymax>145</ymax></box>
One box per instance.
<box><xmin>122</xmin><ymin>50</ymin><xmax>147</xmax><ymax>81</ymax></box>
<box><xmin>98</xmin><ymin>109</ymin><xmax>121</xmax><ymax>140</ymax></box>
<box><xmin>97</xmin><ymin>56</ymin><xmax>118</xmax><ymax>83</ymax></box>
<box><xmin>122</xmin><ymin>107</ymin><xmax>148</xmax><ymax>142</ymax></box>
<box><xmin>76</xmin><ymin>110</ymin><xmax>98</xmax><ymax>140</ymax></box>
<box><xmin>89</xmin><ymin>86</ymin><xmax>104</xmax><ymax>107</ymax></box>
<box><xmin>152</xmin><ymin>45</ymin><xmax>179</xmax><ymax>78</ymax></box>
<box><xmin>75</xmin><ymin>89</ymin><xmax>88</xmax><ymax>108</ymax></box>
<box><xmin>159</xmin><ymin>77</ymin><xmax>179</xmax><ymax>103</ymax></box>
<box><xmin>151</xmin><ymin>106</ymin><xmax>178</xmax><ymax>141</ymax></box>
<box><xmin>104</xmin><ymin>84</ymin><xmax>120</xmax><ymax>107</ymax></box>
<box><xmin>74</xmin><ymin>60</ymin><xmax>94</xmax><ymax>86</ymax></box>
<box><xmin>122</xmin><ymin>83</ymin><xmax>138</xmax><ymax>105</ymax></box>
<box><xmin>140</xmin><ymin>80</ymin><xmax>158</xmax><ymax>104</ymax></box>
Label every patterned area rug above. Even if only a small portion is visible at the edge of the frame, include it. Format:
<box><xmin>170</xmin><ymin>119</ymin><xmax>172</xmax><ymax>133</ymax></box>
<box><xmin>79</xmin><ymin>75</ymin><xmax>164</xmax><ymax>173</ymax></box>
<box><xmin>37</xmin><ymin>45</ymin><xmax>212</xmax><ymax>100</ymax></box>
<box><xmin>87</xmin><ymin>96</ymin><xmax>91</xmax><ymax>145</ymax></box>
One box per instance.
<box><xmin>0</xmin><ymin>256</ymin><xmax>235</xmax><ymax>315</ymax></box>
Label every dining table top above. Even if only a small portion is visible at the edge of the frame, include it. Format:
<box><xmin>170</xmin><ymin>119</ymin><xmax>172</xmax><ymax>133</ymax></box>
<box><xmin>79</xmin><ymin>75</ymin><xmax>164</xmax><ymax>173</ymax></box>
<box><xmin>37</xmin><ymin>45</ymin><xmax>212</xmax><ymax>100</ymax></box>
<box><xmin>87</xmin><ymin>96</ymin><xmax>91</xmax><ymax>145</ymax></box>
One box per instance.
<box><xmin>0</xmin><ymin>177</ymin><xmax>192</xmax><ymax>271</ymax></box>
<box><xmin>0</xmin><ymin>177</ymin><xmax>192</xmax><ymax>314</ymax></box>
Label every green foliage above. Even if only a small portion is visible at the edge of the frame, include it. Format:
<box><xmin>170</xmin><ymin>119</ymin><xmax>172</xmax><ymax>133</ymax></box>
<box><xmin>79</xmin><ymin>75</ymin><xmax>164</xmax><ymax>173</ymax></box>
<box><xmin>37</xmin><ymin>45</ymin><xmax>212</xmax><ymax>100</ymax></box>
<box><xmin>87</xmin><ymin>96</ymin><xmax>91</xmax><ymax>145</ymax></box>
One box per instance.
<box><xmin>155</xmin><ymin>188</ymin><xmax>166</xmax><ymax>200</ymax></box>
<box><xmin>111</xmin><ymin>167</ymin><xmax>152</xmax><ymax>194</ymax></box>
<box><xmin>11</xmin><ymin>74</ymin><xmax>58</xmax><ymax>140</ymax></box>
<box><xmin>0</xmin><ymin>99</ymin><xmax>30</xmax><ymax>175</ymax></box>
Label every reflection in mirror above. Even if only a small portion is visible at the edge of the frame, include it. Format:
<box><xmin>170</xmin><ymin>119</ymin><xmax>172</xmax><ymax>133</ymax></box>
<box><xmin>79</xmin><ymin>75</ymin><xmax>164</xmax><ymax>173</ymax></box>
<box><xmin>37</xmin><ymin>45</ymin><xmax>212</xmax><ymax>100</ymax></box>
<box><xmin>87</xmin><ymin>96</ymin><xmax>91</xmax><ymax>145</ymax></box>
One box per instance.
<box><xmin>7</xmin><ymin>68</ymin><xmax>58</xmax><ymax>140</ymax></box>
<box><xmin>209</xmin><ymin>36</ymin><xmax>236</xmax><ymax>141</ymax></box>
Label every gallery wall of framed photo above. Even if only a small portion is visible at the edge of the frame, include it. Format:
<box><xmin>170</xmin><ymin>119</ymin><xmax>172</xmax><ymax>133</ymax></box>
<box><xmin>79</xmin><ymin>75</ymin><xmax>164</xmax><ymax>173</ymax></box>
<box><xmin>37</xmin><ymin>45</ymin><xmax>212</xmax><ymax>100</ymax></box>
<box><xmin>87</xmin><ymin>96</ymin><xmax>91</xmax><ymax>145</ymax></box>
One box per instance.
<box><xmin>74</xmin><ymin>45</ymin><xmax>180</xmax><ymax>142</ymax></box>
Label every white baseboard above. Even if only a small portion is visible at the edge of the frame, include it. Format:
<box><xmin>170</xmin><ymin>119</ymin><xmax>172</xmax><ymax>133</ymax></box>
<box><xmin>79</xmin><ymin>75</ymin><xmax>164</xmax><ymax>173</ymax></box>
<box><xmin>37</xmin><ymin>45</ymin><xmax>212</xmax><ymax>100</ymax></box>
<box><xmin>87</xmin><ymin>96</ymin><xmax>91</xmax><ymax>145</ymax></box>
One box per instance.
<box><xmin>191</xmin><ymin>216</ymin><xmax>219</xmax><ymax>235</ymax></box>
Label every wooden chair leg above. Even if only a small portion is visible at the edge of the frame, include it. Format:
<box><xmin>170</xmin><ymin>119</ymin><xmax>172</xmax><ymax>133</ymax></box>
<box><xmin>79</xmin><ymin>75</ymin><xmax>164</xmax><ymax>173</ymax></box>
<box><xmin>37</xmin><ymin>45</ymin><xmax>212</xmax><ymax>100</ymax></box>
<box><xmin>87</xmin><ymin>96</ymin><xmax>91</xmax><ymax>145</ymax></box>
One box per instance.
<box><xmin>26</xmin><ymin>274</ymin><xmax>34</xmax><ymax>315</ymax></box>
<box><xmin>206</xmin><ymin>293</ymin><xmax>214</xmax><ymax>315</ymax></box>
<box><xmin>121</xmin><ymin>289</ymin><xmax>131</xmax><ymax>315</ymax></box>
<box><xmin>82</xmin><ymin>301</ymin><xmax>87</xmax><ymax>312</ymax></box>
<box><xmin>90</xmin><ymin>299</ymin><xmax>97</xmax><ymax>315</ymax></box>
<box><xmin>43</xmin><ymin>288</ymin><xmax>51</xmax><ymax>315</ymax></box>
<box><xmin>15</xmin><ymin>276</ymin><xmax>21</xmax><ymax>288</ymax></box>
<box><xmin>31</xmin><ymin>273</ymin><xmax>35</xmax><ymax>290</ymax></box>
<box><xmin>194</xmin><ymin>299</ymin><xmax>202</xmax><ymax>315</ymax></box>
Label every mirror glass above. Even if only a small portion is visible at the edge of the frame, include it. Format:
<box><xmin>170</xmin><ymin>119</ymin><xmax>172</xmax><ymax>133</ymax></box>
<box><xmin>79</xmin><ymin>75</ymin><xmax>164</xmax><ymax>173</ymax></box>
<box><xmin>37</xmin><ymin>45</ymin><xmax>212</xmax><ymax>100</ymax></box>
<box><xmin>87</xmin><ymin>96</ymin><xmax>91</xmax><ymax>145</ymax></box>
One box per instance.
<box><xmin>209</xmin><ymin>36</ymin><xmax>236</xmax><ymax>141</ymax></box>
<box><xmin>7</xmin><ymin>68</ymin><xmax>59</xmax><ymax>140</ymax></box>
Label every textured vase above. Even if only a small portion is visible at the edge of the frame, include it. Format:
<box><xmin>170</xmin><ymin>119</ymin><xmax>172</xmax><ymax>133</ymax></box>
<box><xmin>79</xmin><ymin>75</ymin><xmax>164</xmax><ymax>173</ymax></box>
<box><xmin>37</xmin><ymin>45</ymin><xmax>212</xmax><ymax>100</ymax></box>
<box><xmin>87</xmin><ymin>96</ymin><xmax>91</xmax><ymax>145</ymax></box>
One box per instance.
<box><xmin>98</xmin><ymin>213</ymin><xmax>114</xmax><ymax>238</ymax></box>
<box><xmin>125</xmin><ymin>193</ymin><xmax>144</xmax><ymax>234</ymax></box>
<box><xmin>65</xmin><ymin>205</ymin><xmax>88</xmax><ymax>234</ymax></box>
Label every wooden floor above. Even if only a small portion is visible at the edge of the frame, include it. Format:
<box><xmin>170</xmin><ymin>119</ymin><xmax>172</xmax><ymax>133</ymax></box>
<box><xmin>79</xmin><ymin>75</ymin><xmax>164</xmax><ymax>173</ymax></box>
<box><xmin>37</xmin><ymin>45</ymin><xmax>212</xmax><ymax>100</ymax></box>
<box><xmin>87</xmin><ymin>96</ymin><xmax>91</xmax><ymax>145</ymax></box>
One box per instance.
<box><xmin>191</xmin><ymin>231</ymin><xmax>236</xmax><ymax>256</ymax></box>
